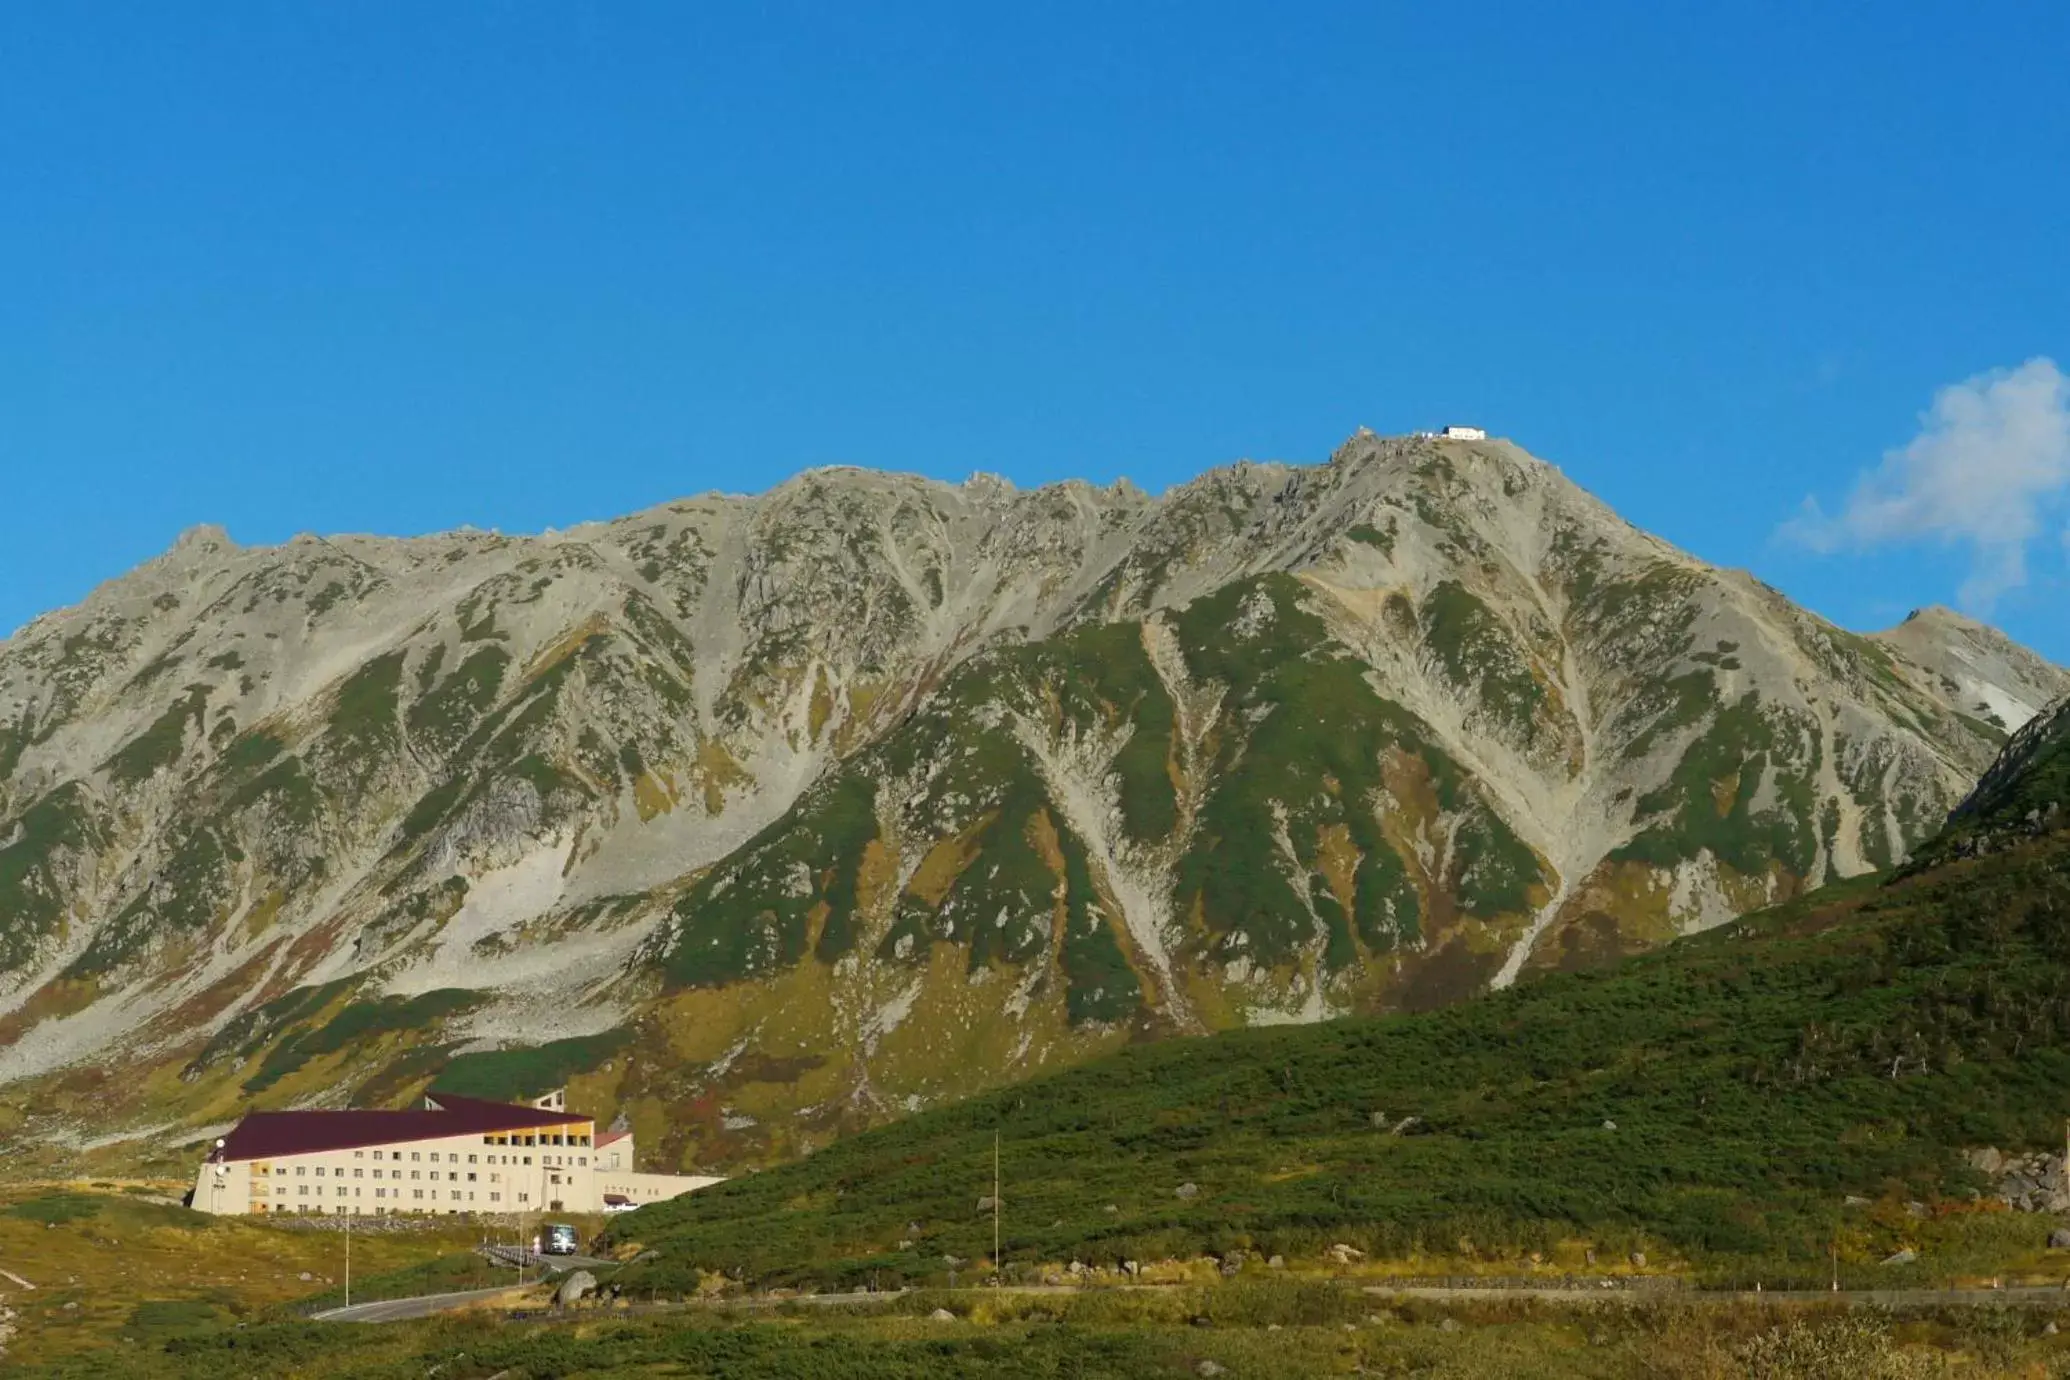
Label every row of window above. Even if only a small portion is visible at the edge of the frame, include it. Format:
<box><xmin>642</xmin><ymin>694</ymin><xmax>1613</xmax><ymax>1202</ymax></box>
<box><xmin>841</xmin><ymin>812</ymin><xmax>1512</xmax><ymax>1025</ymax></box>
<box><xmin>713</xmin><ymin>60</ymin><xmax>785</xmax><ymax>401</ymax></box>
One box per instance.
<box><xmin>329</xmin><ymin>1141</ymin><xmax>591</xmax><ymax>1163</ymax></box>
<box><xmin>275</xmin><ymin>1168</ymin><xmax>514</xmax><ymax>1183</ymax></box>
<box><xmin>254</xmin><ymin>1201</ymin><xmax>563</xmax><ymax>1216</ymax></box>
<box><xmin>279</xmin><ymin>1186</ymin><xmax>524</xmax><ymax>1203</ymax></box>
<box><xmin>273</xmin><ymin>1156</ymin><xmax>586</xmax><ymax>1176</ymax></box>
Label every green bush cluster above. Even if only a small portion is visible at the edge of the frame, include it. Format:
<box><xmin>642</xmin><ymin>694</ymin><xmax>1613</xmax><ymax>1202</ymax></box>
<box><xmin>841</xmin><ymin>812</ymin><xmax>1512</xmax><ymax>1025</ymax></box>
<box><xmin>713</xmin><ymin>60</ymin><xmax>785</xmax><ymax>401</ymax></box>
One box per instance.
<box><xmin>0</xmin><ymin>783</ymin><xmax>102</xmax><ymax>970</ymax></box>
<box><xmin>242</xmin><ymin>988</ymin><xmax>481</xmax><ymax>1093</ymax></box>
<box><xmin>103</xmin><ymin>685</ymin><xmax>211</xmax><ymax>784</ymax></box>
<box><xmin>430</xmin><ymin>1027</ymin><xmax>633</xmax><ymax>1103</ymax></box>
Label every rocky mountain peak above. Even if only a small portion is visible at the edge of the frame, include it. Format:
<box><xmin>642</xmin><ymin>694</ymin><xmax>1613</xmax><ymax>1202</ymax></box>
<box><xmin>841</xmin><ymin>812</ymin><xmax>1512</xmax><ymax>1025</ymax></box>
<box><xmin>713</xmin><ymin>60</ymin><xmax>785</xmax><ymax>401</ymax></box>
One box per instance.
<box><xmin>2</xmin><ymin>434</ymin><xmax>2066</xmax><ymax>1175</ymax></box>
<box><xmin>170</xmin><ymin>523</ymin><xmax>236</xmax><ymax>556</ymax></box>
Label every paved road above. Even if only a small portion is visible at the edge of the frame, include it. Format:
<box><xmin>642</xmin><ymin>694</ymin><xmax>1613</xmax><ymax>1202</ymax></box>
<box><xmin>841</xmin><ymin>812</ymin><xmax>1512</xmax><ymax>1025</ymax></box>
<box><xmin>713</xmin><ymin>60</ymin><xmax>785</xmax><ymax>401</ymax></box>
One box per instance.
<box><xmin>482</xmin><ymin>1244</ymin><xmax>616</xmax><ymax>1274</ymax></box>
<box><xmin>321</xmin><ymin>1276</ymin><xmax>2070</xmax><ymax>1326</ymax></box>
<box><xmin>315</xmin><ymin>1286</ymin><xmax>525</xmax><ymax>1324</ymax></box>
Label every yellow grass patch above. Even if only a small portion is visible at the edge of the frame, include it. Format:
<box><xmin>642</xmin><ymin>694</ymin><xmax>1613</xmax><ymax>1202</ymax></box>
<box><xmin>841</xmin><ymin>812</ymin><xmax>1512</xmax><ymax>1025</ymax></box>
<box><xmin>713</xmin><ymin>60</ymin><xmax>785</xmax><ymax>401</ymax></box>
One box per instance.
<box><xmin>631</xmin><ymin>770</ymin><xmax>675</xmax><ymax>821</ymax></box>
<box><xmin>243</xmin><ymin>889</ymin><xmax>287</xmax><ymax>941</ymax></box>
<box><xmin>691</xmin><ymin>742</ymin><xmax>751</xmax><ymax>815</ymax></box>
<box><xmin>905</xmin><ymin>821</ymin><xmax>990</xmax><ymax>908</ymax></box>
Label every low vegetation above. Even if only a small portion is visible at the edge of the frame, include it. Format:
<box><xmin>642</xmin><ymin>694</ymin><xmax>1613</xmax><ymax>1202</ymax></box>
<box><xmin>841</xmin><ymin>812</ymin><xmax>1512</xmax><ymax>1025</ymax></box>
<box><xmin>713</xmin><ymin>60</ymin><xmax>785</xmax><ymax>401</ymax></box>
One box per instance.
<box><xmin>604</xmin><ymin>830</ymin><xmax>2070</xmax><ymax>1295</ymax></box>
<box><xmin>16</xmin><ymin>1283</ymin><xmax>2070</xmax><ymax>1377</ymax></box>
<box><xmin>429</xmin><ymin>1028</ymin><xmax>633</xmax><ymax>1104</ymax></box>
<box><xmin>0</xmin><ymin>1186</ymin><xmax>483</xmax><ymax>1368</ymax></box>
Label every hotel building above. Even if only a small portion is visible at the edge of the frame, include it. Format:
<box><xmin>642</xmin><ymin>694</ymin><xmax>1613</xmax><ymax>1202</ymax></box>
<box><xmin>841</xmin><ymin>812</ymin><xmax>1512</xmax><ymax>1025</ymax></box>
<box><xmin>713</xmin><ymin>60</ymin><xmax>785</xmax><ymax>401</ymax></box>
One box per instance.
<box><xmin>190</xmin><ymin>1089</ymin><xmax>720</xmax><ymax>1217</ymax></box>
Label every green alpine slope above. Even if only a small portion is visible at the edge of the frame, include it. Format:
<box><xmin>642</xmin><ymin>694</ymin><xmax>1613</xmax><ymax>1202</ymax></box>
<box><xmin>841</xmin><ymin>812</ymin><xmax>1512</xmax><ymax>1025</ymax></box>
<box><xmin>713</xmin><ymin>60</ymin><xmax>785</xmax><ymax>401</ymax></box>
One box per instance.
<box><xmin>606</xmin><ymin>703</ymin><xmax>2070</xmax><ymax>1290</ymax></box>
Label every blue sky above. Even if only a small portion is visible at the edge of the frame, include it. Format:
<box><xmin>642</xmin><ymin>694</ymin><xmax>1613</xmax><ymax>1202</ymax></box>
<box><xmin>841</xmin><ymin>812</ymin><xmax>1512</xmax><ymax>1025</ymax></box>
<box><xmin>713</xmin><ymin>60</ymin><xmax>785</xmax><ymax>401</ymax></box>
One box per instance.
<box><xmin>4</xmin><ymin>3</ymin><xmax>2067</xmax><ymax>657</ymax></box>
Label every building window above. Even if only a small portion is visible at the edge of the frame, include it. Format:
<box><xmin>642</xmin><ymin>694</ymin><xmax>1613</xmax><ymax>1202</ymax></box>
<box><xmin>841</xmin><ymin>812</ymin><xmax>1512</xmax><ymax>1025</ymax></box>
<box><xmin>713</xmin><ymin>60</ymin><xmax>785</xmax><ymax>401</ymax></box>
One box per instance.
<box><xmin>411</xmin><ymin>1152</ymin><xmax>421</xmax><ymax>1162</ymax></box>
<box><xmin>489</xmin><ymin>1173</ymin><xmax>500</xmax><ymax>1184</ymax></box>
<box><xmin>354</xmin><ymin>1150</ymin><xmax>363</xmax><ymax>1158</ymax></box>
<box><xmin>373</xmin><ymin>1151</ymin><xmax>383</xmax><ymax>1160</ymax></box>
<box><xmin>578</xmin><ymin>1157</ymin><xmax>587</xmax><ymax>1167</ymax></box>
<box><xmin>353</xmin><ymin>1168</ymin><xmax>363</xmax><ymax>1178</ymax></box>
<box><xmin>413</xmin><ymin>1190</ymin><xmax>424</xmax><ymax>1200</ymax></box>
<box><xmin>298</xmin><ymin>1187</ymin><xmax>308</xmax><ymax>1196</ymax></box>
<box><xmin>313</xmin><ymin>1167</ymin><xmax>324</xmax><ymax>1177</ymax></box>
<box><xmin>411</xmin><ymin>1171</ymin><xmax>421</xmax><ymax>1180</ymax></box>
<box><xmin>523</xmin><ymin>1157</ymin><xmax>532</xmax><ymax>1166</ymax></box>
<box><xmin>489</xmin><ymin>1192</ymin><xmax>500</xmax><ymax>1203</ymax></box>
<box><xmin>275</xmin><ymin>1187</ymin><xmax>285</xmax><ymax>1196</ymax></box>
<box><xmin>467</xmin><ymin>1173</ymin><xmax>477</xmax><ymax>1182</ymax></box>
<box><xmin>468</xmin><ymin>1154</ymin><xmax>477</xmax><ymax>1164</ymax></box>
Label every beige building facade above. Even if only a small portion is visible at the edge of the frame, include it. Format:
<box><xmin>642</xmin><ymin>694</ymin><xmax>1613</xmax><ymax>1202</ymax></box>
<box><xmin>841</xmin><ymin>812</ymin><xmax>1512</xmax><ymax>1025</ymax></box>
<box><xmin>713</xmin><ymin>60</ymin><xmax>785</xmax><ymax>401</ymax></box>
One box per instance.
<box><xmin>191</xmin><ymin>1090</ymin><xmax>719</xmax><ymax>1217</ymax></box>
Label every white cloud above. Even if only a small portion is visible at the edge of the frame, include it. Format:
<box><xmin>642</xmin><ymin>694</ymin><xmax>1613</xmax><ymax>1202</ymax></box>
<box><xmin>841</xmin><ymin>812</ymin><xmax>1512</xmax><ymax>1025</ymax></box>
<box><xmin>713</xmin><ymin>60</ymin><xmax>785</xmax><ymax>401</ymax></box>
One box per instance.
<box><xmin>1784</xmin><ymin>357</ymin><xmax>2070</xmax><ymax>608</ymax></box>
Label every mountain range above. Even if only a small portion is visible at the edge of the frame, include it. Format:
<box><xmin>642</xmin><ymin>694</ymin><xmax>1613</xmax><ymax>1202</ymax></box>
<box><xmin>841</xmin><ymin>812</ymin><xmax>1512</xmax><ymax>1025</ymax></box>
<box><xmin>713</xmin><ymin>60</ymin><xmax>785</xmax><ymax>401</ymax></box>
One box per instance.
<box><xmin>1</xmin><ymin>430</ymin><xmax>2064</xmax><ymax>1176</ymax></box>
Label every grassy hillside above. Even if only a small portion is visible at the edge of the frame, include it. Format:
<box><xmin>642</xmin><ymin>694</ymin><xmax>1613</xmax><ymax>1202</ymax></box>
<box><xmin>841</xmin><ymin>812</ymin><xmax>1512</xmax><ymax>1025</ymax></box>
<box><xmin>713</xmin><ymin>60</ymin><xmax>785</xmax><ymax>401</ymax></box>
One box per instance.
<box><xmin>604</xmin><ymin>829</ymin><xmax>2070</xmax><ymax>1293</ymax></box>
<box><xmin>0</xmin><ymin>1186</ymin><xmax>487</xmax><ymax>1368</ymax></box>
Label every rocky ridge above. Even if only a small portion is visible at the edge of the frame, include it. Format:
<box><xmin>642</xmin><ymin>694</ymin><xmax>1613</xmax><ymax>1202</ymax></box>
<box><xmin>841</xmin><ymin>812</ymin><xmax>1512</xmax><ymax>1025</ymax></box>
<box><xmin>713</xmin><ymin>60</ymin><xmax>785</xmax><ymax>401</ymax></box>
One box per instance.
<box><xmin>0</xmin><ymin>430</ymin><xmax>2064</xmax><ymax>1174</ymax></box>
<box><xmin>1915</xmin><ymin>693</ymin><xmax>2070</xmax><ymax>868</ymax></box>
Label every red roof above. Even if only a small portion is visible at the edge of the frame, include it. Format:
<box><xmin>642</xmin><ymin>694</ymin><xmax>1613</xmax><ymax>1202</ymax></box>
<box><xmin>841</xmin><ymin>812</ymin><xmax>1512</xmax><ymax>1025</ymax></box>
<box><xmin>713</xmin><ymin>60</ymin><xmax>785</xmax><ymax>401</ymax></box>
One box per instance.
<box><xmin>210</xmin><ymin>1093</ymin><xmax>590</xmax><ymax>1163</ymax></box>
<box><xmin>597</xmin><ymin>1129</ymin><xmax>630</xmax><ymax>1147</ymax></box>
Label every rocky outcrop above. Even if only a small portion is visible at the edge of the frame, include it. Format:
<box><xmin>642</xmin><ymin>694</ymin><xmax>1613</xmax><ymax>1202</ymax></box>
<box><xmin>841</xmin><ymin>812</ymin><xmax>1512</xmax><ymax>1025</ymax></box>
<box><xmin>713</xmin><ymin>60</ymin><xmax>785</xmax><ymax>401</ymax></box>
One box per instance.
<box><xmin>1916</xmin><ymin>696</ymin><xmax>2070</xmax><ymax>868</ymax></box>
<box><xmin>1965</xmin><ymin>1147</ymin><xmax>2070</xmax><ymax>1212</ymax></box>
<box><xmin>555</xmin><ymin>1270</ymin><xmax>599</xmax><ymax>1307</ymax></box>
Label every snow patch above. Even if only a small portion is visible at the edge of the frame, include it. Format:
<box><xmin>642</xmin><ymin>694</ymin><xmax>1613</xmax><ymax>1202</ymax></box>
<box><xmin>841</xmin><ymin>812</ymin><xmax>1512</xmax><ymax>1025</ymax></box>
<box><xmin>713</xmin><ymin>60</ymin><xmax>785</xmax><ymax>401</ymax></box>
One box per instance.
<box><xmin>1968</xmin><ymin>680</ymin><xmax>2041</xmax><ymax>734</ymax></box>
